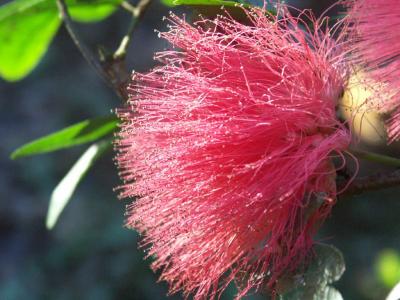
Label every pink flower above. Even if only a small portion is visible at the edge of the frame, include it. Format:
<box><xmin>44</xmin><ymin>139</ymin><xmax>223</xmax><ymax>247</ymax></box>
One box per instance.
<box><xmin>116</xmin><ymin>5</ymin><xmax>351</xmax><ymax>299</ymax></box>
<box><xmin>347</xmin><ymin>0</ymin><xmax>400</xmax><ymax>142</ymax></box>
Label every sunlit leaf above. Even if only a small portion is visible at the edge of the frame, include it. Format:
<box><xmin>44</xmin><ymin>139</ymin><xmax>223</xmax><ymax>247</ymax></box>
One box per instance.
<box><xmin>67</xmin><ymin>0</ymin><xmax>123</xmax><ymax>22</ymax></box>
<box><xmin>46</xmin><ymin>139</ymin><xmax>111</xmax><ymax>229</ymax></box>
<box><xmin>0</xmin><ymin>0</ymin><xmax>122</xmax><ymax>81</ymax></box>
<box><xmin>11</xmin><ymin>115</ymin><xmax>118</xmax><ymax>159</ymax></box>
<box><xmin>387</xmin><ymin>282</ymin><xmax>400</xmax><ymax>300</ymax></box>
<box><xmin>0</xmin><ymin>0</ymin><xmax>60</xmax><ymax>81</ymax></box>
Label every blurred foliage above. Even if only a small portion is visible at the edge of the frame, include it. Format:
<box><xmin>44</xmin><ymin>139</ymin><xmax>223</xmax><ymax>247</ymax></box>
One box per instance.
<box><xmin>375</xmin><ymin>249</ymin><xmax>400</xmax><ymax>289</ymax></box>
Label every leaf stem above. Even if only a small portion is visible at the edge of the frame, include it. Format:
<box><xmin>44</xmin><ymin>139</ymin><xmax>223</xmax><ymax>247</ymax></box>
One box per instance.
<box><xmin>120</xmin><ymin>1</ymin><xmax>137</xmax><ymax>14</ymax></box>
<box><xmin>350</xmin><ymin>148</ymin><xmax>400</xmax><ymax>167</ymax></box>
<box><xmin>114</xmin><ymin>0</ymin><xmax>152</xmax><ymax>60</ymax></box>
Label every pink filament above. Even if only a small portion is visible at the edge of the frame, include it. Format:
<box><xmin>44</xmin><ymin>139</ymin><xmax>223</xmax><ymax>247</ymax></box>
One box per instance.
<box><xmin>116</xmin><ymin>5</ymin><xmax>351</xmax><ymax>299</ymax></box>
<box><xmin>347</xmin><ymin>0</ymin><xmax>400</xmax><ymax>142</ymax></box>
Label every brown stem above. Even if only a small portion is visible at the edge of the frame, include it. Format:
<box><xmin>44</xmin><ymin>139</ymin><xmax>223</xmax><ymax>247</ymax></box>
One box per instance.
<box><xmin>339</xmin><ymin>169</ymin><xmax>400</xmax><ymax>197</ymax></box>
<box><xmin>56</xmin><ymin>0</ymin><xmax>152</xmax><ymax>100</ymax></box>
<box><xmin>99</xmin><ymin>0</ymin><xmax>152</xmax><ymax>99</ymax></box>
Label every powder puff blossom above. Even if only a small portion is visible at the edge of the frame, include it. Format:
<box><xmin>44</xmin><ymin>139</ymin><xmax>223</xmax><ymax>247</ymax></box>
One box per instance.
<box><xmin>116</xmin><ymin>5</ymin><xmax>351</xmax><ymax>299</ymax></box>
<box><xmin>347</xmin><ymin>0</ymin><xmax>400</xmax><ymax>142</ymax></box>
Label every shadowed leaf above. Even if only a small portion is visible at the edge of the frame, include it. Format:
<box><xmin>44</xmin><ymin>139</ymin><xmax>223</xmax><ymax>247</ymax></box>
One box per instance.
<box><xmin>278</xmin><ymin>244</ymin><xmax>345</xmax><ymax>300</ymax></box>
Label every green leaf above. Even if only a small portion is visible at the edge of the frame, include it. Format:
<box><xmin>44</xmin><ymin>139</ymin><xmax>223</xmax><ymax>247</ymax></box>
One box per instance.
<box><xmin>278</xmin><ymin>244</ymin><xmax>345</xmax><ymax>300</ymax></box>
<box><xmin>46</xmin><ymin>139</ymin><xmax>111</xmax><ymax>229</ymax></box>
<box><xmin>0</xmin><ymin>0</ymin><xmax>61</xmax><ymax>81</ymax></box>
<box><xmin>0</xmin><ymin>0</ymin><xmax>122</xmax><ymax>81</ymax></box>
<box><xmin>67</xmin><ymin>0</ymin><xmax>124</xmax><ymax>23</ymax></box>
<box><xmin>11</xmin><ymin>115</ymin><xmax>118</xmax><ymax>159</ymax></box>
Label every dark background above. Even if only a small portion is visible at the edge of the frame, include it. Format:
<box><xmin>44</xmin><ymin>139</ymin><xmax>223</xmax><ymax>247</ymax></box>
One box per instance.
<box><xmin>1</xmin><ymin>0</ymin><xmax>400</xmax><ymax>299</ymax></box>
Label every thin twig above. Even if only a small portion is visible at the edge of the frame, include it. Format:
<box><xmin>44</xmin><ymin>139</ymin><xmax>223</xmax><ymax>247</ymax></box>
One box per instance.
<box><xmin>120</xmin><ymin>1</ymin><xmax>137</xmax><ymax>14</ymax></box>
<box><xmin>114</xmin><ymin>0</ymin><xmax>152</xmax><ymax>59</ymax></box>
<box><xmin>56</xmin><ymin>0</ymin><xmax>111</xmax><ymax>85</ymax></box>
<box><xmin>339</xmin><ymin>169</ymin><xmax>400</xmax><ymax>197</ymax></box>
